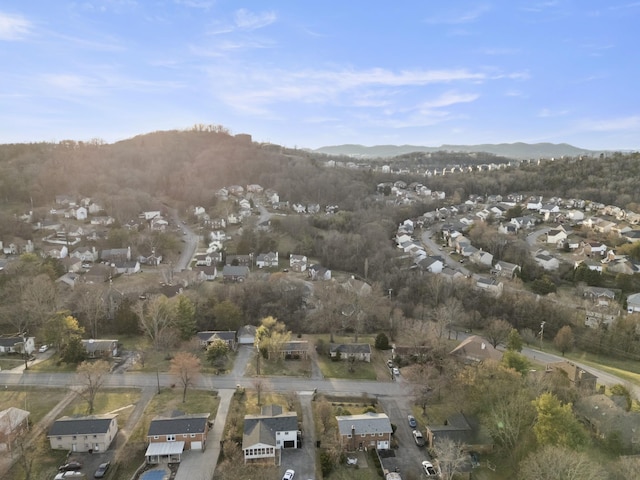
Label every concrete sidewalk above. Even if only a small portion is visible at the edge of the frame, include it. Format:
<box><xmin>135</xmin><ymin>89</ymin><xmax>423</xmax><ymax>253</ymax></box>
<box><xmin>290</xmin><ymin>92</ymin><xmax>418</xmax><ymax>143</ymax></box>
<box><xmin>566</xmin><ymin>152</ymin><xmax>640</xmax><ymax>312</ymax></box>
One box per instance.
<box><xmin>174</xmin><ymin>388</ymin><xmax>234</xmax><ymax>480</ymax></box>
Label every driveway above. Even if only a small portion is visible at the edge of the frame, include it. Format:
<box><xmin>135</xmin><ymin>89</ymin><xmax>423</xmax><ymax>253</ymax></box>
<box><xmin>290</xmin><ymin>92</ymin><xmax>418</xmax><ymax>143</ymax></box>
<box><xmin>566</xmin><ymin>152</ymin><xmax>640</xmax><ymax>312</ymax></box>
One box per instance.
<box><xmin>278</xmin><ymin>391</ymin><xmax>317</xmax><ymax>478</ymax></box>
<box><xmin>379</xmin><ymin>395</ymin><xmax>432</xmax><ymax>479</ymax></box>
<box><xmin>174</xmin><ymin>389</ymin><xmax>234</xmax><ymax>480</ymax></box>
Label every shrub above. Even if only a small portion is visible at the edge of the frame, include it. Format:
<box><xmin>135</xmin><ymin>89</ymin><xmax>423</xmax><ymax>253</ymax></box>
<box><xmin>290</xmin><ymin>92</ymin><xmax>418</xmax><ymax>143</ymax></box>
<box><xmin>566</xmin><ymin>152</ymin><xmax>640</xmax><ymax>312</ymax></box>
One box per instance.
<box><xmin>375</xmin><ymin>332</ymin><xmax>390</xmax><ymax>350</ymax></box>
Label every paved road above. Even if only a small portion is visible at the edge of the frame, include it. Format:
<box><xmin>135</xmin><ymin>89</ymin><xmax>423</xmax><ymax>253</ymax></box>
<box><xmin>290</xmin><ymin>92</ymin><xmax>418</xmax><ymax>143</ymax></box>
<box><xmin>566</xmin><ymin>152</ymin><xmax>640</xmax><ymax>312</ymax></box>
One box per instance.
<box><xmin>1</xmin><ymin>370</ymin><xmax>404</xmax><ymax>398</ymax></box>
<box><xmin>420</xmin><ymin>227</ymin><xmax>470</xmax><ymax>276</ymax></box>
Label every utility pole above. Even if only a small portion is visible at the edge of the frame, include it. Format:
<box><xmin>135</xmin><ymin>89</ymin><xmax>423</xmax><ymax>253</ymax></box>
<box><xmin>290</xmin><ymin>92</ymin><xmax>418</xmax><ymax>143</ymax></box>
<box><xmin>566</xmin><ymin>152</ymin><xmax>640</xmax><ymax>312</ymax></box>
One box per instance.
<box><xmin>539</xmin><ymin>321</ymin><xmax>546</xmax><ymax>351</ymax></box>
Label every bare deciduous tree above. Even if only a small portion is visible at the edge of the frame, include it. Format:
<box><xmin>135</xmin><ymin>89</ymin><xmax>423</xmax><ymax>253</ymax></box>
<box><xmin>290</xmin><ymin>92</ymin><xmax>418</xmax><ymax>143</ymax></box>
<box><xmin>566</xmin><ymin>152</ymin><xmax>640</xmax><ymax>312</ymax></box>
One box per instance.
<box><xmin>432</xmin><ymin>438</ymin><xmax>469</xmax><ymax>480</ymax></box>
<box><xmin>77</xmin><ymin>360</ymin><xmax>111</xmax><ymax>414</ymax></box>
<box><xmin>136</xmin><ymin>295</ymin><xmax>175</xmax><ymax>349</ymax></box>
<box><xmin>252</xmin><ymin>378</ymin><xmax>266</xmax><ymax>406</ymax></box>
<box><xmin>518</xmin><ymin>445</ymin><xmax>607</xmax><ymax>480</ymax></box>
<box><xmin>74</xmin><ymin>285</ymin><xmax>107</xmax><ymax>338</ymax></box>
<box><xmin>485</xmin><ymin>318</ymin><xmax>513</xmax><ymax>348</ymax></box>
<box><xmin>169</xmin><ymin>351</ymin><xmax>201</xmax><ymax>403</ymax></box>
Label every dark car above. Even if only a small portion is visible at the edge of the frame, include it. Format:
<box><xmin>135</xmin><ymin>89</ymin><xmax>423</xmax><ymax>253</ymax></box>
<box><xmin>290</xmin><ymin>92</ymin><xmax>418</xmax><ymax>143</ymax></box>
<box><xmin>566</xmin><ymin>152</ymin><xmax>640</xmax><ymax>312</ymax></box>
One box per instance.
<box><xmin>94</xmin><ymin>461</ymin><xmax>110</xmax><ymax>478</ymax></box>
<box><xmin>59</xmin><ymin>461</ymin><xmax>82</xmax><ymax>471</ymax></box>
<box><xmin>408</xmin><ymin>415</ymin><xmax>417</xmax><ymax>428</ymax></box>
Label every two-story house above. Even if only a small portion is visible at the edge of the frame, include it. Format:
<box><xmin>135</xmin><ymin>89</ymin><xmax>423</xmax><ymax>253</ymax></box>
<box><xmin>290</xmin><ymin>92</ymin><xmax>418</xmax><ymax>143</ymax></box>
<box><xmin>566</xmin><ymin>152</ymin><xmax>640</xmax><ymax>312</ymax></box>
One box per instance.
<box><xmin>242</xmin><ymin>405</ymin><xmax>299</xmax><ymax>464</ymax></box>
<box><xmin>336</xmin><ymin>412</ymin><xmax>392</xmax><ymax>451</ymax></box>
<box><xmin>145</xmin><ymin>413</ymin><xmax>210</xmax><ymax>463</ymax></box>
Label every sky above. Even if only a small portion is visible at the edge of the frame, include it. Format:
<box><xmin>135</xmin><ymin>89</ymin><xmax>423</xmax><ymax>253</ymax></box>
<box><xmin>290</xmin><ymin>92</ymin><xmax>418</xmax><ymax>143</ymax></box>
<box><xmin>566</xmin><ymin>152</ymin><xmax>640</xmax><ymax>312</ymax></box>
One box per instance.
<box><xmin>1</xmin><ymin>1</ymin><xmax>639</xmax><ymax>150</ymax></box>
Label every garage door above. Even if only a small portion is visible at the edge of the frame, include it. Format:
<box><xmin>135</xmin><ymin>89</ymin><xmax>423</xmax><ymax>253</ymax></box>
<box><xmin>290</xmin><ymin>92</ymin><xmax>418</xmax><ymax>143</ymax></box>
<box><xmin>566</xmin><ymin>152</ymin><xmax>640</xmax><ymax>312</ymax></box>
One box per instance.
<box><xmin>283</xmin><ymin>440</ymin><xmax>295</xmax><ymax>448</ymax></box>
<box><xmin>377</xmin><ymin>441</ymin><xmax>389</xmax><ymax>450</ymax></box>
<box><xmin>191</xmin><ymin>441</ymin><xmax>203</xmax><ymax>450</ymax></box>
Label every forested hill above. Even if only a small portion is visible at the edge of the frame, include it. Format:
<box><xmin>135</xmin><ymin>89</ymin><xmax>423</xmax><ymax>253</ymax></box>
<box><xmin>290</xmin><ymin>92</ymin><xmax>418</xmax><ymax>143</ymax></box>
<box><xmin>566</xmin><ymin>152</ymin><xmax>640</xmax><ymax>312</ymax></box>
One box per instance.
<box><xmin>0</xmin><ymin>129</ymin><xmax>639</xmax><ymax>217</ymax></box>
<box><xmin>0</xmin><ymin>129</ymin><xmax>373</xmax><ymax>216</ymax></box>
<box><xmin>314</xmin><ymin>142</ymin><xmax>601</xmax><ymax>159</ymax></box>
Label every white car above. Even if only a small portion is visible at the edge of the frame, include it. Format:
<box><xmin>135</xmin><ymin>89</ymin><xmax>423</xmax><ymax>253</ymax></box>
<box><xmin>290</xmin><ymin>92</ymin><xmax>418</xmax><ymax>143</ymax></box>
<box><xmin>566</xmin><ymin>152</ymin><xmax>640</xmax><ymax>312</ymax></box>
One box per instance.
<box><xmin>422</xmin><ymin>461</ymin><xmax>439</xmax><ymax>476</ymax></box>
<box><xmin>392</xmin><ymin>367</ymin><xmax>400</xmax><ymax>376</ymax></box>
<box><xmin>413</xmin><ymin>429</ymin><xmax>426</xmax><ymax>447</ymax></box>
<box><xmin>282</xmin><ymin>469</ymin><xmax>295</xmax><ymax>480</ymax></box>
<box><xmin>38</xmin><ymin>345</ymin><xmax>49</xmax><ymax>353</ymax></box>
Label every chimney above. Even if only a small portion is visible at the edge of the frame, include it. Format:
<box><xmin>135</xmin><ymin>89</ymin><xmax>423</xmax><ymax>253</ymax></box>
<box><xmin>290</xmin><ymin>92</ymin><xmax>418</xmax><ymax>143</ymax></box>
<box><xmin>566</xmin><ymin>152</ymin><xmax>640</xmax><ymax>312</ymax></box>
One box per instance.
<box><xmin>351</xmin><ymin>425</ymin><xmax>356</xmax><ymax>451</ymax></box>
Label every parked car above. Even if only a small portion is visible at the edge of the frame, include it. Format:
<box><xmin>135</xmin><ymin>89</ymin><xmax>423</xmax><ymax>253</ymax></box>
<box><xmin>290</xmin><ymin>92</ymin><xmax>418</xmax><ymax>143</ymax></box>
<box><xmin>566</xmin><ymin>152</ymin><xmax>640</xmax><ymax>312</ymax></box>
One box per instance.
<box><xmin>422</xmin><ymin>461</ymin><xmax>438</xmax><ymax>476</ymax></box>
<box><xmin>392</xmin><ymin>367</ymin><xmax>400</xmax><ymax>376</ymax></box>
<box><xmin>469</xmin><ymin>452</ymin><xmax>480</xmax><ymax>468</ymax></box>
<box><xmin>38</xmin><ymin>344</ymin><xmax>49</xmax><ymax>353</ymax></box>
<box><xmin>412</xmin><ymin>429</ymin><xmax>426</xmax><ymax>447</ymax></box>
<box><xmin>386</xmin><ymin>359</ymin><xmax>394</xmax><ymax>368</ymax></box>
<box><xmin>346</xmin><ymin>457</ymin><xmax>358</xmax><ymax>465</ymax></box>
<box><xmin>282</xmin><ymin>469</ymin><xmax>295</xmax><ymax>480</ymax></box>
<box><xmin>59</xmin><ymin>461</ymin><xmax>82</xmax><ymax>471</ymax></box>
<box><xmin>55</xmin><ymin>472</ymin><xmax>86</xmax><ymax>480</ymax></box>
<box><xmin>407</xmin><ymin>415</ymin><xmax>417</xmax><ymax>428</ymax></box>
<box><xmin>94</xmin><ymin>462</ymin><xmax>110</xmax><ymax>478</ymax></box>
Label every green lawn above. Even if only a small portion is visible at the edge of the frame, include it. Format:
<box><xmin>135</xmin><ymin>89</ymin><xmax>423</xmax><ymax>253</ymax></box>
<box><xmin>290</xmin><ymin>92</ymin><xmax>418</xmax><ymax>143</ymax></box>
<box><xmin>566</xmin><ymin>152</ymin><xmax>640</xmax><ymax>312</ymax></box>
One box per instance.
<box><xmin>62</xmin><ymin>389</ymin><xmax>141</xmax><ymax>427</ymax></box>
<box><xmin>0</xmin><ymin>357</ymin><xmax>23</xmax><ymax>371</ymax></box>
<box><xmin>0</xmin><ymin>387</ymin><xmax>68</xmax><ymax>424</ymax></box>
<box><xmin>115</xmin><ymin>388</ymin><xmax>220</xmax><ymax>480</ymax></box>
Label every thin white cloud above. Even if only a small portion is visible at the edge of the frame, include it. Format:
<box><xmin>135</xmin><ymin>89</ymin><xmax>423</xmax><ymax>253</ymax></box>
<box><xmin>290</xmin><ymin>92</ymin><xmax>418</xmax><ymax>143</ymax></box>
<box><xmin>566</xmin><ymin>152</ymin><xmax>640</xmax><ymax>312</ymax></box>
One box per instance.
<box><xmin>40</xmin><ymin>71</ymin><xmax>184</xmax><ymax>97</ymax></box>
<box><xmin>234</xmin><ymin>9</ymin><xmax>276</xmax><ymax>30</ymax></box>
<box><xmin>0</xmin><ymin>11</ymin><xmax>32</xmax><ymax>40</ymax></box>
<box><xmin>419</xmin><ymin>91</ymin><xmax>479</xmax><ymax>109</ymax></box>
<box><xmin>174</xmin><ymin>0</ymin><xmax>215</xmax><ymax>9</ymax></box>
<box><xmin>478</xmin><ymin>47</ymin><xmax>520</xmax><ymax>55</ymax></box>
<box><xmin>207</xmin><ymin>65</ymin><xmax>514</xmax><ymax>117</ymax></box>
<box><xmin>424</xmin><ymin>5</ymin><xmax>491</xmax><ymax>25</ymax></box>
<box><xmin>538</xmin><ymin>108</ymin><xmax>569</xmax><ymax>117</ymax></box>
<box><xmin>579</xmin><ymin>116</ymin><xmax>640</xmax><ymax>132</ymax></box>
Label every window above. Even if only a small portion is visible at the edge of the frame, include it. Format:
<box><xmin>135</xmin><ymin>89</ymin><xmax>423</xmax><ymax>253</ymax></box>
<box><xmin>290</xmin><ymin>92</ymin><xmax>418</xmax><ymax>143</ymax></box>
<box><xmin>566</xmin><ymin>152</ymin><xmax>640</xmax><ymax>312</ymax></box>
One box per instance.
<box><xmin>190</xmin><ymin>434</ymin><xmax>196</xmax><ymax>438</ymax></box>
<box><xmin>167</xmin><ymin>435</ymin><xmax>176</xmax><ymax>442</ymax></box>
<box><xmin>56</xmin><ymin>436</ymin><xmax>62</xmax><ymax>440</ymax></box>
<box><xmin>72</xmin><ymin>436</ymin><xmax>77</xmax><ymax>440</ymax></box>
<box><xmin>361</xmin><ymin>434</ymin><xmax>366</xmax><ymax>438</ymax></box>
<box><xmin>153</xmin><ymin>435</ymin><xmax>159</xmax><ymax>439</ymax></box>
<box><xmin>379</xmin><ymin>433</ymin><xmax>384</xmax><ymax>436</ymax></box>
<box><xmin>347</xmin><ymin>434</ymin><xmax>351</xmax><ymax>438</ymax></box>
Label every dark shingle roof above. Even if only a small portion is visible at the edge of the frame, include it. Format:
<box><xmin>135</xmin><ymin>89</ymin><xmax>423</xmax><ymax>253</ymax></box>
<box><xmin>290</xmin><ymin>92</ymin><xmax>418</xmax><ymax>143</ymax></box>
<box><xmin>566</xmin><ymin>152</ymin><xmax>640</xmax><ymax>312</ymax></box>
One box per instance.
<box><xmin>147</xmin><ymin>414</ymin><xmax>209</xmax><ymax>436</ymax></box>
<box><xmin>48</xmin><ymin>415</ymin><xmax>117</xmax><ymax>436</ymax></box>
<box><xmin>329</xmin><ymin>343</ymin><xmax>371</xmax><ymax>355</ymax></box>
<box><xmin>242</xmin><ymin>407</ymin><xmax>298</xmax><ymax>448</ymax></box>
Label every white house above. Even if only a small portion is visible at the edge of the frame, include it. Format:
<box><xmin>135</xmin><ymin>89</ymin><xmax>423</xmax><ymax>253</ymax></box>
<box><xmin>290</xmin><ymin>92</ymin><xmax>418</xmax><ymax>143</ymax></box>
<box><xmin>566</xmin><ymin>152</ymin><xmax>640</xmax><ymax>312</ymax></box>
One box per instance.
<box><xmin>0</xmin><ymin>336</ymin><xmax>35</xmax><ymax>355</ymax></box>
<box><xmin>289</xmin><ymin>254</ymin><xmax>308</xmax><ymax>272</ymax></box>
<box><xmin>627</xmin><ymin>293</ymin><xmax>640</xmax><ymax>314</ymax></box>
<box><xmin>242</xmin><ymin>405</ymin><xmax>299</xmax><ymax>464</ymax></box>
<box><xmin>75</xmin><ymin>206</ymin><xmax>87</xmax><ymax>221</ymax></box>
<box><xmin>534</xmin><ymin>252</ymin><xmax>560</xmax><ymax>270</ymax></box>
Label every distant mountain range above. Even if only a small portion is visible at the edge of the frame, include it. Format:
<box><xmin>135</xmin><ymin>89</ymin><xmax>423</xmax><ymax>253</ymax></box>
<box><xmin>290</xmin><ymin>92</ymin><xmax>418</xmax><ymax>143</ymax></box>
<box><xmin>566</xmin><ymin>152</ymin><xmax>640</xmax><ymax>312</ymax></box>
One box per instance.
<box><xmin>313</xmin><ymin>142</ymin><xmax>605</xmax><ymax>160</ymax></box>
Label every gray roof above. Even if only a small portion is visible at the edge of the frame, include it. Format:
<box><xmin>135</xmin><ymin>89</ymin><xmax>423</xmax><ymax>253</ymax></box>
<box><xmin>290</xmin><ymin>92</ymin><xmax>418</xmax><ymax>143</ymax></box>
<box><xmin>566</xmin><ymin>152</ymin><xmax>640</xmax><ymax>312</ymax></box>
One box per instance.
<box><xmin>148</xmin><ymin>414</ymin><xmax>209</xmax><ymax>436</ymax></box>
<box><xmin>237</xmin><ymin>325</ymin><xmax>257</xmax><ymax>337</ymax></box>
<box><xmin>222</xmin><ymin>265</ymin><xmax>249</xmax><ymax>276</ymax></box>
<box><xmin>196</xmin><ymin>331</ymin><xmax>236</xmax><ymax>342</ymax></box>
<box><xmin>48</xmin><ymin>415</ymin><xmax>117</xmax><ymax>437</ymax></box>
<box><xmin>0</xmin><ymin>337</ymin><xmax>23</xmax><ymax>348</ymax></box>
<box><xmin>0</xmin><ymin>407</ymin><xmax>30</xmax><ymax>434</ymax></box>
<box><xmin>81</xmin><ymin>339</ymin><xmax>117</xmax><ymax>354</ymax></box>
<box><xmin>242</xmin><ymin>407</ymin><xmax>298</xmax><ymax>448</ymax></box>
<box><xmin>336</xmin><ymin>412</ymin><xmax>392</xmax><ymax>436</ymax></box>
<box><xmin>280</xmin><ymin>341</ymin><xmax>308</xmax><ymax>352</ymax></box>
<box><xmin>329</xmin><ymin>343</ymin><xmax>372</xmax><ymax>355</ymax></box>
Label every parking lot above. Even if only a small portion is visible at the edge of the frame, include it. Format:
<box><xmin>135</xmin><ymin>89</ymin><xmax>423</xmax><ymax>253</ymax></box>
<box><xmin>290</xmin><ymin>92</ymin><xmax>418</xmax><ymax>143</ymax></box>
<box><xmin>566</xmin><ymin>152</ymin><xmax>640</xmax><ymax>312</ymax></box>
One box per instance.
<box><xmin>56</xmin><ymin>450</ymin><xmax>114</xmax><ymax>479</ymax></box>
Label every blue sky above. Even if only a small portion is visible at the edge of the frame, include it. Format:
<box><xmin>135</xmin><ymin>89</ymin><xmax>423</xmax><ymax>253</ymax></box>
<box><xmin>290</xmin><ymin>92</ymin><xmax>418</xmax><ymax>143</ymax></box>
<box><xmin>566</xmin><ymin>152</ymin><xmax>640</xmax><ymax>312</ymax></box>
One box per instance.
<box><xmin>1</xmin><ymin>1</ymin><xmax>639</xmax><ymax>150</ymax></box>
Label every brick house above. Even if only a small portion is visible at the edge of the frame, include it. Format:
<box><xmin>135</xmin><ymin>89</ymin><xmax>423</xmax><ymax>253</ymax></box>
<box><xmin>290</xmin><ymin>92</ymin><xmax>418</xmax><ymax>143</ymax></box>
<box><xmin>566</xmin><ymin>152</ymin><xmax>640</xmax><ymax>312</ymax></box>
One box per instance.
<box><xmin>336</xmin><ymin>412</ymin><xmax>392</xmax><ymax>451</ymax></box>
